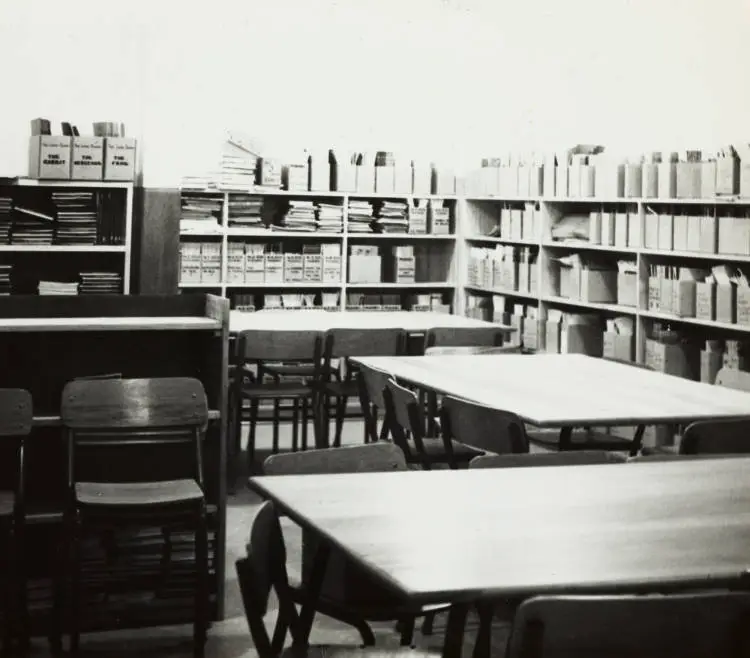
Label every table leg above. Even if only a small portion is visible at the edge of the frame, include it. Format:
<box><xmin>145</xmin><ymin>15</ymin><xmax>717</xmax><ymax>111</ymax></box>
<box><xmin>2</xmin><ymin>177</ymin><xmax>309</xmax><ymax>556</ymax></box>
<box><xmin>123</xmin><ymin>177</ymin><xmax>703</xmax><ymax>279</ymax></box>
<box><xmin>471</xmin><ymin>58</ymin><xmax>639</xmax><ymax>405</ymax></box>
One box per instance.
<box><xmin>443</xmin><ymin>603</ymin><xmax>469</xmax><ymax>658</ymax></box>
<box><xmin>629</xmin><ymin>425</ymin><xmax>646</xmax><ymax>457</ymax></box>
<box><xmin>293</xmin><ymin>540</ymin><xmax>331</xmax><ymax>648</ymax></box>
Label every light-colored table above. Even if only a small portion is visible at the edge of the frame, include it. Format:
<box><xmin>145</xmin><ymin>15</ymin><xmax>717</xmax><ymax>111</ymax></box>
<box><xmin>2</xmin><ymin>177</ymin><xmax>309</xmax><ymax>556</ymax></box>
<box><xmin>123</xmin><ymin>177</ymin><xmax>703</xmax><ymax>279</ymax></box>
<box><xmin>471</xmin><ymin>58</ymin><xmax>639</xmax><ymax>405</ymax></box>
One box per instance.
<box><xmin>351</xmin><ymin>353</ymin><xmax>750</xmax><ymax>453</ymax></box>
<box><xmin>250</xmin><ymin>458</ymin><xmax>750</xmax><ymax>656</ymax></box>
<box><xmin>230</xmin><ymin>309</ymin><xmax>513</xmax><ymax>335</ymax></box>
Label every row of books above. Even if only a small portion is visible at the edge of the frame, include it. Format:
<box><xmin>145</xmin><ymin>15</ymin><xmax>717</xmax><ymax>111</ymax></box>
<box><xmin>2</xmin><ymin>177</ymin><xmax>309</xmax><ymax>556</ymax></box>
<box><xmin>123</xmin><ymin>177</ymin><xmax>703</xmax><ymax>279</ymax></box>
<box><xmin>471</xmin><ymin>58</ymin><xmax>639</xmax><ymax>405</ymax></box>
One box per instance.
<box><xmin>0</xmin><ymin>191</ymin><xmax>125</xmax><ymax>245</ymax></box>
<box><xmin>37</xmin><ymin>272</ymin><xmax>122</xmax><ymax>295</ymax></box>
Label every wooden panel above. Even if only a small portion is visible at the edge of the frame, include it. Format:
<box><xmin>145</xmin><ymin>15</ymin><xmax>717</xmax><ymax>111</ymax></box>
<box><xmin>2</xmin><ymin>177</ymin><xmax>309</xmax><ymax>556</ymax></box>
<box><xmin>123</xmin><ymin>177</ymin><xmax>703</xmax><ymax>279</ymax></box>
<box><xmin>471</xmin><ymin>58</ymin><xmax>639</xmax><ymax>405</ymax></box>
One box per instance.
<box><xmin>136</xmin><ymin>187</ymin><xmax>180</xmax><ymax>294</ymax></box>
<box><xmin>0</xmin><ymin>294</ymin><xmax>203</xmax><ymax>319</ymax></box>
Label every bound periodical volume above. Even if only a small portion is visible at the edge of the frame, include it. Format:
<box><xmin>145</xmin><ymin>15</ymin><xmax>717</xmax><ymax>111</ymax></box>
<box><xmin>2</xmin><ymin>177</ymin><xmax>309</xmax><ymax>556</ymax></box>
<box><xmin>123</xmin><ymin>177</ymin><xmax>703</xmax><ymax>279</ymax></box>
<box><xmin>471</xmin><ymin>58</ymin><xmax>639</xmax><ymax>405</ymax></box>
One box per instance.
<box><xmin>52</xmin><ymin>191</ymin><xmax>97</xmax><ymax>245</ymax></box>
<box><xmin>0</xmin><ymin>197</ymin><xmax>11</xmax><ymax>244</ymax></box>
<box><xmin>180</xmin><ymin>193</ymin><xmax>222</xmax><ymax>233</ymax></box>
<box><xmin>79</xmin><ymin>272</ymin><xmax>123</xmax><ymax>294</ymax></box>
<box><xmin>0</xmin><ymin>265</ymin><xmax>12</xmax><ymax>295</ymax></box>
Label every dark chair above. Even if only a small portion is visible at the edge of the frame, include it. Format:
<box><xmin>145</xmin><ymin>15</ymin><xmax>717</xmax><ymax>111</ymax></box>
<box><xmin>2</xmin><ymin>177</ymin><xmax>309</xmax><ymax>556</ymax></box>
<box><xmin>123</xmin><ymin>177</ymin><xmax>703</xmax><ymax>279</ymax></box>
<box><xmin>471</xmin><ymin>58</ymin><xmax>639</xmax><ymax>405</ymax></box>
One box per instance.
<box><xmin>506</xmin><ymin>592</ymin><xmax>750</xmax><ymax>658</ymax></box>
<box><xmin>263</xmin><ymin>443</ymin><xmax>449</xmax><ymax>646</ymax></box>
<box><xmin>680</xmin><ymin>419</ymin><xmax>750</xmax><ymax>455</ymax></box>
<box><xmin>0</xmin><ymin>389</ymin><xmax>32</xmax><ymax>656</ymax></box>
<box><xmin>358</xmin><ymin>363</ymin><xmax>396</xmax><ymax>445</ymax></box>
<box><xmin>470</xmin><ymin>450</ymin><xmax>626</xmax><ymax>469</ymax></box>
<box><xmin>424</xmin><ymin>345</ymin><xmax>523</xmax><ymax>356</ymax></box>
<box><xmin>423</xmin><ymin>327</ymin><xmax>506</xmax><ymax>351</ymax></box>
<box><xmin>320</xmin><ymin>329</ymin><xmax>406</xmax><ymax>448</ymax></box>
<box><xmin>236</xmin><ymin>501</ymin><xmax>437</xmax><ymax>658</ymax></box>
<box><xmin>60</xmin><ymin>377</ymin><xmax>210</xmax><ymax>658</ymax></box>
<box><xmin>440</xmin><ymin>396</ymin><xmax>528</xmax><ymax>455</ymax></box>
<box><xmin>232</xmin><ymin>330</ymin><xmax>324</xmax><ymax>475</ymax></box>
<box><xmin>384</xmin><ymin>378</ymin><xmax>485</xmax><ymax>470</ymax></box>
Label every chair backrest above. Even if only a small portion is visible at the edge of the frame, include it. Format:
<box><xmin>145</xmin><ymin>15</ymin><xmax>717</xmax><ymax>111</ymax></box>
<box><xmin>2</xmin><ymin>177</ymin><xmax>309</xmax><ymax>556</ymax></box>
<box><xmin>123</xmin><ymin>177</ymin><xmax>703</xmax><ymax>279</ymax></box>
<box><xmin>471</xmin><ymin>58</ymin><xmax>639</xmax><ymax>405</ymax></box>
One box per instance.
<box><xmin>236</xmin><ymin>501</ymin><xmax>299</xmax><ymax>658</ymax></box>
<box><xmin>236</xmin><ymin>329</ymin><xmax>323</xmax><ymax>363</ymax></box>
<box><xmin>424</xmin><ymin>344</ymin><xmax>523</xmax><ymax>356</ymax></box>
<box><xmin>470</xmin><ymin>450</ymin><xmax>625</xmax><ymax>469</ymax></box>
<box><xmin>263</xmin><ymin>442</ymin><xmax>407</xmax><ymax>475</ymax></box>
<box><xmin>680</xmin><ymin>419</ymin><xmax>750</xmax><ymax>455</ymax></box>
<box><xmin>507</xmin><ymin>592</ymin><xmax>750</xmax><ymax>658</ymax></box>
<box><xmin>0</xmin><ymin>388</ymin><xmax>32</xmax><ymax>437</ymax></box>
<box><xmin>441</xmin><ymin>395</ymin><xmax>528</xmax><ymax>454</ymax></box>
<box><xmin>383</xmin><ymin>377</ymin><xmax>430</xmax><ymax>467</ymax></box>
<box><xmin>715</xmin><ymin>367</ymin><xmax>750</xmax><ymax>392</ymax></box>
<box><xmin>324</xmin><ymin>328</ymin><xmax>406</xmax><ymax>360</ymax></box>
<box><xmin>357</xmin><ymin>363</ymin><xmax>394</xmax><ymax>444</ymax></box>
<box><xmin>61</xmin><ymin>377</ymin><xmax>209</xmax><ymax>487</ymax></box>
<box><xmin>424</xmin><ymin>327</ymin><xmax>505</xmax><ymax>351</ymax></box>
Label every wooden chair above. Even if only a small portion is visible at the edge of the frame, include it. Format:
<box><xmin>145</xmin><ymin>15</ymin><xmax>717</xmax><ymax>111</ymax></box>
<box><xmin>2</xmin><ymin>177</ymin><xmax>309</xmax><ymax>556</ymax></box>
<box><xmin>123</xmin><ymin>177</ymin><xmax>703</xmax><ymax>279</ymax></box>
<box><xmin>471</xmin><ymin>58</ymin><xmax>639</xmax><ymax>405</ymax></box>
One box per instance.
<box><xmin>423</xmin><ymin>327</ymin><xmax>506</xmax><ymax>351</ymax></box>
<box><xmin>506</xmin><ymin>592</ymin><xmax>750</xmax><ymax>658</ymax></box>
<box><xmin>319</xmin><ymin>329</ymin><xmax>406</xmax><ymax>448</ymax></box>
<box><xmin>358</xmin><ymin>363</ymin><xmax>395</xmax><ymax>444</ymax></box>
<box><xmin>384</xmin><ymin>378</ymin><xmax>485</xmax><ymax>470</ymax></box>
<box><xmin>440</xmin><ymin>396</ymin><xmax>528</xmax><ymax>455</ymax></box>
<box><xmin>236</xmin><ymin>501</ymin><xmax>436</xmax><ymax>658</ymax></box>
<box><xmin>60</xmin><ymin>377</ymin><xmax>210</xmax><ymax>658</ymax></box>
<box><xmin>0</xmin><ymin>389</ymin><xmax>32</xmax><ymax>656</ymax></box>
<box><xmin>424</xmin><ymin>345</ymin><xmax>523</xmax><ymax>356</ymax></box>
<box><xmin>470</xmin><ymin>450</ymin><xmax>626</xmax><ymax>469</ymax></box>
<box><xmin>232</xmin><ymin>330</ymin><xmax>324</xmax><ymax>474</ymax></box>
<box><xmin>263</xmin><ymin>443</ymin><xmax>449</xmax><ymax>646</ymax></box>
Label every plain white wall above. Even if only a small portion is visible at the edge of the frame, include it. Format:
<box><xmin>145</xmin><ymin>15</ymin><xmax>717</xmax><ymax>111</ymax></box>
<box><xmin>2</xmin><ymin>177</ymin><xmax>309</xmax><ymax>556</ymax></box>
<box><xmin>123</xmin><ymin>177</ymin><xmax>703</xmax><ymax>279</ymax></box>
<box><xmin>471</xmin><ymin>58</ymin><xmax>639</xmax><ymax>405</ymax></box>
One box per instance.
<box><xmin>1</xmin><ymin>0</ymin><xmax>748</xmax><ymax>186</ymax></box>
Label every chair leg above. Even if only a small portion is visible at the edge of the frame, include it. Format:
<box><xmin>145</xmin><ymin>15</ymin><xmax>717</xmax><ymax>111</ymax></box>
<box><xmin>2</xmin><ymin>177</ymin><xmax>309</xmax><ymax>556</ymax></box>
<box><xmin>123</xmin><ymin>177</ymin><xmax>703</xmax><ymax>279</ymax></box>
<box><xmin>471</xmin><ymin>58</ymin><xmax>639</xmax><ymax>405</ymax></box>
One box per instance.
<box><xmin>68</xmin><ymin>513</ymin><xmax>82</xmax><ymax>656</ymax></box>
<box><xmin>194</xmin><ymin>507</ymin><xmax>209</xmax><ymax>658</ymax></box>
<box><xmin>421</xmin><ymin>611</ymin><xmax>436</xmax><ymax>635</ymax></box>
<box><xmin>333</xmin><ymin>395</ymin><xmax>347</xmax><ymax>448</ymax></box>
<box><xmin>246</xmin><ymin>399</ymin><xmax>259</xmax><ymax>473</ymax></box>
<box><xmin>291</xmin><ymin>401</ymin><xmax>300</xmax><ymax>452</ymax></box>
<box><xmin>301</xmin><ymin>398</ymin><xmax>309</xmax><ymax>451</ymax></box>
<box><xmin>2</xmin><ymin>522</ymin><xmax>13</xmax><ymax>658</ymax></box>
<box><xmin>398</xmin><ymin>616</ymin><xmax>415</xmax><ymax>647</ymax></box>
<box><xmin>48</xmin><ymin>526</ymin><xmax>65</xmax><ymax>657</ymax></box>
<box><xmin>272</xmin><ymin>400</ymin><xmax>281</xmax><ymax>454</ymax></box>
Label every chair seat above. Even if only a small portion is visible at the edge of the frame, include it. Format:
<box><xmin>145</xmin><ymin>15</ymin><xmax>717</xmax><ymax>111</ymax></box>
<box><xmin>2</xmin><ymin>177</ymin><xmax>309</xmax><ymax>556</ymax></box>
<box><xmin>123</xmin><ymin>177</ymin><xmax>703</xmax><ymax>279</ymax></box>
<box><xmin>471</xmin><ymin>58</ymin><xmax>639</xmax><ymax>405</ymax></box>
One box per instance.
<box><xmin>283</xmin><ymin>645</ymin><xmax>438</xmax><ymax>658</ymax></box>
<box><xmin>407</xmin><ymin>438</ymin><xmax>484</xmax><ymax>461</ymax></box>
<box><xmin>242</xmin><ymin>382</ymin><xmax>315</xmax><ymax>399</ymax></box>
<box><xmin>0</xmin><ymin>490</ymin><xmax>14</xmax><ymax>517</ymax></box>
<box><xmin>75</xmin><ymin>479</ymin><xmax>204</xmax><ymax>507</ymax></box>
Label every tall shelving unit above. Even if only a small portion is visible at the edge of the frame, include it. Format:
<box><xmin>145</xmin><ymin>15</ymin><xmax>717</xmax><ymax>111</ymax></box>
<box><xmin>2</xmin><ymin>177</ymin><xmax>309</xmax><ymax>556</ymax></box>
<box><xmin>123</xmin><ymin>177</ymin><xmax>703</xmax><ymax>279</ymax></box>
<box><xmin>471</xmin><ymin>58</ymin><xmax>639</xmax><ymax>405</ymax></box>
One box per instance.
<box><xmin>1</xmin><ymin>178</ymin><xmax>135</xmax><ymax>293</ymax></box>
<box><xmin>178</xmin><ymin>189</ymin><xmax>459</xmax><ymax>311</ymax></box>
<box><xmin>462</xmin><ymin>192</ymin><xmax>750</xmax><ymax>364</ymax></box>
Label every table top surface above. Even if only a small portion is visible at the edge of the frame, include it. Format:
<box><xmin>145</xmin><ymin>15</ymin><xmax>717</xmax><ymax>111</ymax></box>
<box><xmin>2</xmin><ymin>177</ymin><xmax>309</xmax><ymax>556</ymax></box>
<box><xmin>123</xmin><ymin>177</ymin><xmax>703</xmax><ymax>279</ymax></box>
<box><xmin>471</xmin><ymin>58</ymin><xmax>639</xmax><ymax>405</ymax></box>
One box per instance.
<box><xmin>250</xmin><ymin>457</ymin><xmax>750</xmax><ymax>604</ymax></box>
<box><xmin>0</xmin><ymin>316</ymin><xmax>221</xmax><ymax>332</ymax></box>
<box><xmin>351</xmin><ymin>353</ymin><xmax>750</xmax><ymax>427</ymax></box>
<box><xmin>230</xmin><ymin>310</ymin><xmax>510</xmax><ymax>334</ymax></box>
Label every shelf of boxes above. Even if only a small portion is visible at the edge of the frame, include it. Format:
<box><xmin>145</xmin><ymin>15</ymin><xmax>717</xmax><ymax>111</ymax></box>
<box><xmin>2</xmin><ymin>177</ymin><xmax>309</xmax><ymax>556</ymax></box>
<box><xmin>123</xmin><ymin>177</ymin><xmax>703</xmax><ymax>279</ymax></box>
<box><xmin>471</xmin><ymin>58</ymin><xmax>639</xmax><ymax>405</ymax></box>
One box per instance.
<box><xmin>0</xmin><ymin>180</ymin><xmax>133</xmax><ymax>295</ymax></box>
<box><xmin>459</xmin><ymin>153</ymin><xmax>750</xmax><ymax>395</ymax></box>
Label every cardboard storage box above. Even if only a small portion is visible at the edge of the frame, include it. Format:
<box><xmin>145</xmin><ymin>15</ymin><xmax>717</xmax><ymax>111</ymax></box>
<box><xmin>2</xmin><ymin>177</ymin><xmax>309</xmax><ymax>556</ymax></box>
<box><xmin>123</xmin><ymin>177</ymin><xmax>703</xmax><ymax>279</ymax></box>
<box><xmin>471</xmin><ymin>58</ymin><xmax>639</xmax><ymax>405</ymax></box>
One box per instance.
<box><xmin>699</xmin><ymin>215</ymin><xmax>717</xmax><ymax>253</ymax></box>
<box><xmin>642</xmin><ymin>163</ymin><xmax>658</xmax><ymax>198</ymax></box>
<box><xmin>658</xmin><ymin>214</ymin><xmax>673</xmax><ymax>250</ymax></box>
<box><xmin>555</xmin><ymin>166</ymin><xmax>569</xmax><ymax>198</ymax></box>
<box><xmin>544</xmin><ymin>156</ymin><xmax>556</xmax><ymax>196</ymax></box>
<box><xmin>686</xmin><ymin>215</ymin><xmax>701</xmax><ymax>252</ymax></box>
<box><xmin>594</xmin><ymin>162</ymin><xmax>624</xmax><ymax>198</ymax></box>
<box><xmin>283</xmin><ymin>163</ymin><xmax>309</xmax><ymax>191</ymax></box>
<box><xmin>545</xmin><ymin>319</ymin><xmax>561</xmax><ymax>353</ymax></box>
<box><xmin>71</xmin><ymin>137</ymin><xmax>104</xmax><ymax>180</ymax></box>
<box><xmin>672</xmin><ymin>215</ymin><xmax>688</xmax><ymax>252</ymax></box>
<box><xmin>561</xmin><ymin>317</ymin><xmax>603</xmax><ymax>356</ymax></box>
<box><xmin>601</xmin><ymin>212</ymin><xmax>615</xmax><ymax>246</ymax></box>
<box><xmin>394</xmin><ymin>164</ymin><xmax>413</xmax><ymax>194</ymax></box>
<box><xmin>617</xmin><ymin>271</ymin><xmax>637</xmax><ymax>306</ymax></box>
<box><xmin>627</xmin><ymin>211</ymin><xmax>640</xmax><ymax>248</ymax></box>
<box><xmin>413</xmin><ymin>164</ymin><xmax>431</xmax><ymax>195</ymax></box>
<box><xmin>700</xmin><ymin>349</ymin><xmax>723</xmax><ymax>384</ymax></box>
<box><xmin>517</xmin><ymin>165</ymin><xmax>531</xmax><ymax>197</ymax></box>
<box><xmin>645</xmin><ymin>340</ymin><xmax>693</xmax><ymax>378</ymax></box>
<box><xmin>671</xmin><ymin>280</ymin><xmax>696</xmax><ymax>317</ymax></box>
<box><xmin>695</xmin><ymin>282</ymin><xmax>716</xmax><ymax>320</ymax></box>
<box><xmin>523</xmin><ymin>318</ymin><xmax>539</xmax><ymax>350</ymax></box>
<box><xmin>716</xmin><ymin>283</ymin><xmax>737</xmax><ymax>323</ymax></box>
<box><xmin>648</xmin><ymin>277</ymin><xmax>661</xmax><ymax>311</ymax></box>
<box><xmin>309</xmin><ymin>156</ymin><xmax>330</xmax><ymax>191</ymax></box>
<box><xmin>103</xmin><ymin>137</ymin><xmax>137</xmax><ymax>181</ymax></box>
<box><xmin>530</xmin><ymin>165</ymin><xmax>544</xmax><ymax>196</ymax></box>
<box><xmin>510</xmin><ymin>209</ymin><xmax>523</xmax><ymax>240</ymax></box>
<box><xmin>657</xmin><ymin>162</ymin><xmax>676</xmax><ymax>198</ymax></box>
<box><xmin>580</xmin><ymin>165</ymin><xmax>595</xmax><ymax>197</ymax></box>
<box><xmin>717</xmin><ymin>153</ymin><xmax>740</xmax><ymax>195</ymax></box>
<box><xmin>701</xmin><ymin>161</ymin><xmax>717</xmax><ymax>198</ymax></box>
<box><xmin>29</xmin><ymin>135</ymin><xmax>71</xmax><ymax>179</ymax></box>
<box><xmin>333</xmin><ymin>161</ymin><xmax>356</xmax><ymax>192</ymax></box>
<box><xmin>581</xmin><ymin>268</ymin><xmax>617</xmax><ymax>303</ymax></box>
<box><xmin>604</xmin><ymin>331</ymin><xmax>634</xmax><ymax>362</ymax></box>
<box><xmin>624</xmin><ymin>164</ymin><xmax>642</xmax><ymax>198</ymax></box>
<box><xmin>737</xmin><ymin>285</ymin><xmax>750</xmax><ymax>325</ymax></box>
<box><xmin>676</xmin><ymin>162</ymin><xmax>702</xmax><ymax>198</ymax></box>
<box><xmin>659</xmin><ymin>278</ymin><xmax>674</xmax><ymax>314</ymax></box>
<box><xmin>614</xmin><ymin>213</ymin><xmax>628</xmax><ymax>248</ymax></box>
<box><xmin>644</xmin><ymin>213</ymin><xmax>658</xmax><ymax>249</ymax></box>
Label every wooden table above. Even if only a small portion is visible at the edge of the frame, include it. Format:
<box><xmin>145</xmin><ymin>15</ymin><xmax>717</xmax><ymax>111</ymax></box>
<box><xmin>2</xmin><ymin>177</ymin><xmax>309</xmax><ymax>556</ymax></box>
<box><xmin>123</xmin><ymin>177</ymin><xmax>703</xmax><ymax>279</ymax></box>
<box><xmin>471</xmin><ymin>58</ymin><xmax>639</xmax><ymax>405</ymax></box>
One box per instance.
<box><xmin>351</xmin><ymin>353</ymin><xmax>750</xmax><ymax>453</ymax></box>
<box><xmin>250</xmin><ymin>458</ymin><xmax>750</xmax><ymax>656</ymax></box>
<box><xmin>230</xmin><ymin>309</ymin><xmax>512</xmax><ymax>335</ymax></box>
